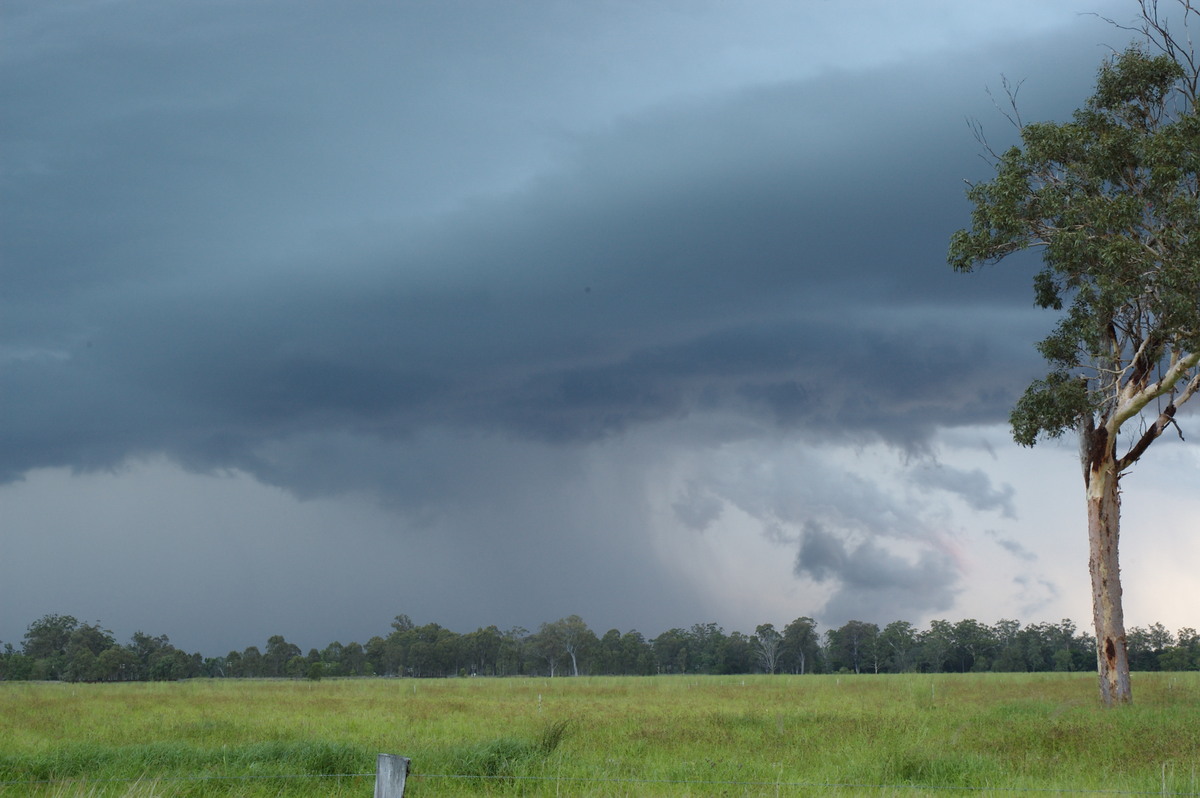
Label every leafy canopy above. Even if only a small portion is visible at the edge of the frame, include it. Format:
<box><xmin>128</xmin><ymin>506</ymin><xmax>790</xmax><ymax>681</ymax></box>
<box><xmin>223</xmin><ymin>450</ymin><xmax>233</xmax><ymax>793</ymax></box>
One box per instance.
<box><xmin>950</xmin><ymin>46</ymin><xmax>1200</xmax><ymax>449</ymax></box>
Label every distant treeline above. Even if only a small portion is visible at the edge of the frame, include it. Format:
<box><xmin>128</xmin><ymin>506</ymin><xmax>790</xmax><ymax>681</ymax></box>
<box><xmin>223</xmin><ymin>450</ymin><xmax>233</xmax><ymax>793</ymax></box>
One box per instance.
<box><xmin>2</xmin><ymin>613</ymin><xmax>1198</xmax><ymax>682</ymax></box>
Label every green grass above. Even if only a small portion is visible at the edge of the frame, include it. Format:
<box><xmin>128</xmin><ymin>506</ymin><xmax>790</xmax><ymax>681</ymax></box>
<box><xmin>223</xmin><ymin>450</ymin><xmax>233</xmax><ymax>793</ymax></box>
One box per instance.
<box><xmin>1</xmin><ymin>673</ymin><xmax>1198</xmax><ymax>795</ymax></box>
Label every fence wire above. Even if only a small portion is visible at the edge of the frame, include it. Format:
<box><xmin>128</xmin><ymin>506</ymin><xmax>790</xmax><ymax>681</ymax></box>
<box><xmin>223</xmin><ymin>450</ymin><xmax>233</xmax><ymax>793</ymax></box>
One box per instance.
<box><xmin>1</xmin><ymin>771</ymin><xmax>1198</xmax><ymax>796</ymax></box>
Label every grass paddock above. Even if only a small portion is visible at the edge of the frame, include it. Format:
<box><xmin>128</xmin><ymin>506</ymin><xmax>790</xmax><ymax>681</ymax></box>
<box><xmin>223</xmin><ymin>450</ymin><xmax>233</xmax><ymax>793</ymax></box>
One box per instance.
<box><xmin>1</xmin><ymin>672</ymin><xmax>1198</xmax><ymax>796</ymax></box>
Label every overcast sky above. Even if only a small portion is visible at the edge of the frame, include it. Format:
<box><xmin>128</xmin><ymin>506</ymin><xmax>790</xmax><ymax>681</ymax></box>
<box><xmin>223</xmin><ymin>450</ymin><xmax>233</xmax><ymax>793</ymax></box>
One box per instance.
<box><xmin>3</xmin><ymin>0</ymin><xmax>1197</xmax><ymax>657</ymax></box>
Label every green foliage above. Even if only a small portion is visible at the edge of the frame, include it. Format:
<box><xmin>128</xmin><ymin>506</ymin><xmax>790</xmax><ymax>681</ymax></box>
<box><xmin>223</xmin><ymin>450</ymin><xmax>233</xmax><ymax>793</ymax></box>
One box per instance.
<box><xmin>950</xmin><ymin>45</ymin><xmax>1200</xmax><ymax>446</ymax></box>
<box><xmin>0</xmin><ymin>615</ymin><xmax>203</xmax><ymax>683</ymax></box>
<box><xmin>1010</xmin><ymin>372</ymin><xmax>1091</xmax><ymax>446</ymax></box>
<box><xmin>6</xmin><ymin>612</ymin><xmax>1198</xmax><ymax>685</ymax></box>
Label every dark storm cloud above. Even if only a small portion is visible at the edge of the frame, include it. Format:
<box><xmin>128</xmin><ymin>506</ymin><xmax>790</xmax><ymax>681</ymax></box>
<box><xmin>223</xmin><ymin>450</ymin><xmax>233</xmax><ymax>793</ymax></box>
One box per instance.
<box><xmin>1</xmin><ymin>39</ymin><xmax>1079</xmax><ymax>488</ymax></box>
<box><xmin>1</xmin><ymin>0</ymin><xmax>1148</xmax><ymax>647</ymax></box>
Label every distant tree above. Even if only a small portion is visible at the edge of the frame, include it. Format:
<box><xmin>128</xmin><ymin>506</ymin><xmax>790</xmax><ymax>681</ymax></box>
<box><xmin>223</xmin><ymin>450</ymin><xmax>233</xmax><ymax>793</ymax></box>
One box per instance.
<box><xmin>429</xmin><ymin>625</ymin><xmax>463</xmax><ymax>677</ymax></box>
<box><xmin>1048</xmin><ymin>619</ymin><xmax>1089</xmax><ymax>672</ymax></box>
<box><xmin>950</xmin><ymin>619</ymin><xmax>997</xmax><ymax>673</ymax></box>
<box><xmin>391</xmin><ymin>614</ymin><xmax>415</xmax><ymax>633</ymax></box>
<box><xmin>284</xmin><ymin>654</ymin><xmax>308</xmax><ymax>679</ymax></box>
<box><xmin>201</xmin><ymin>655</ymin><xmax>228</xmax><ymax>678</ymax></box>
<box><xmin>950</xmin><ymin>1</ymin><xmax>1200</xmax><ymax>705</ymax></box>
<box><xmin>461</xmin><ymin>627</ymin><xmax>502</xmax><ymax>676</ymax></box>
<box><xmin>363</xmin><ymin>636</ymin><xmax>389</xmax><ymax>676</ymax></box>
<box><xmin>652</xmin><ymin>628</ymin><xmax>690</xmax><ymax>674</ymax></box>
<box><xmin>597</xmin><ymin>629</ymin><xmax>624</xmax><ymax>675</ymax></box>
<box><xmin>1027</xmin><ymin>622</ymin><xmax>1065</xmax><ymax>672</ymax></box>
<box><xmin>780</xmin><ymin>617</ymin><xmax>821</xmax><ymax>674</ymax></box>
<box><xmin>63</xmin><ymin>648</ymin><xmax>99</xmax><ymax>682</ymax></box>
<box><xmin>320</xmin><ymin>641</ymin><xmax>346</xmax><ymax>676</ymax></box>
<box><xmin>96</xmin><ymin>647</ymin><xmax>139</xmax><ymax>681</ymax></box>
<box><xmin>405</xmin><ymin>623</ymin><xmax>459</xmax><ymax>677</ymax></box>
<box><xmin>1127</xmin><ymin>622</ymin><xmax>1175</xmax><ymax>670</ymax></box>
<box><xmin>919</xmin><ymin>620</ymin><xmax>955</xmax><ymax>673</ymax></box>
<box><xmin>264</xmin><ymin>635</ymin><xmax>302</xmax><ymax>677</ymax></box>
<box><xmin>22</xmin><ymin>614</ymin><xmax>78</xmax><ymax>678</ymax></box>
<box><xmin>69</xmin><ymin>622</ymin><xmax>116</xmax><ymax>655</ymax></box>
<box><xmin>130</xmin><ymin>632</ymin><xmax>176</xmax><ymax>680</ymax></box>
<box><xmin>240</xmin><ymin>646</ymin><xmax>264</xmax><ymax>677</ymax></box>
<box><xmin>620</xmin><ymin>630</ymin><xmax>655</xmax><ymax>676</ymax></box>
<box><xmin>719</xmin><ymin>631</ymin><xmax>755</xmax><ymax>674</ymax></box>
<box><xmin>341</xmin><ymin>641</ymin><xmax>367</xmax><ymax>676</ymax></box>
<box><xmin>991</xmin><ymin>619</ymin><xmax>1026</xmax><ymax>671</ymax></box>
<box><xmin>497</xmin><ymin>627</ymin><xmax>529</xmax><ymax>676</ymax></box>
<box><xmin>531</xmin><ymin>626</ymin><xmax>563</xmax><ymax>677</ymax></box>
<box><xmin>1005</xmin><ymin>620</ymin><xmax>1090</xmax><ymax>673</ymax></box>
<box><xmin>0</xmin><ymin>642</ymin><xmax>33</xmax><ymax>681</ymax></box>
<box><xmin>379</xmin><ymin>628</ymin><xmax>413</xmax><ymax>676</ymax></box>
<box><xmin>827</xmin><ymin>621</ymin><xmax>879</xmax><ymax>674</ymax></box>
<box><xmin>686</xmin><ymin>623</ymin><xmax>727</xmax><ymax>674</ymax></box>
<box><xmin>878</xmin><ymin>621</ymin><xmax>919</xmax><ymax>673</ymax></box>
<box><xmin>148</xmin><ymin>647</ymin><xmax>195</xmax><ymax>680</ymax></box>
<box><xmin>1160</xmin><ymin>627</ymin><xmax>1200</xmax><ymax>670</ymax></box>
<box><xmin>561</xmin><ymin>616</ymin><xmax>597</xmax><ymax>676</ymax></box>
<box><xmin>59</xmin><ymin>622</ymin><xmax>118</xmax><ymax>682</ymax></box>
<box><xmin>533</xmin><ymin>616</ymin><xmax>596</xmax><ymax>677</ymax></box>
<box><xmin>753</xmin><ymin>624</ymin><xmax>783</xmax><ymax>674</ymax></box>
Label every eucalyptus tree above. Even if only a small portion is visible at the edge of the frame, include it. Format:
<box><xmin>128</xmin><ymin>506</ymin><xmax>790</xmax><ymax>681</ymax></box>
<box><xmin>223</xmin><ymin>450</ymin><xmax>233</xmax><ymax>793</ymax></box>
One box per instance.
<box><xmin>919</xmin><ymin>620</ymin><xmax>955</xmax><ymax>674</ymax></box>
<box><xmin>620</xmin><ymin>630</ymin><xmax>656</xmax><ymax>675</ymax></box>
<box><xmin>950</xmin><ymin>1</ymin><xmax>1200</xmax><ymax>705</ymax></box>
<box><xmin>878</xmin><ymin>620</ymin><xmax>919</xmax><ymax>673</ymax></box>
<box><xmin>686</xmin><ymin>622</ymin><xmax>727</xmax><ymax>673</ymax></box>
<box><xmin>651</xmin><ymin>628</ymin><xmax>690</xmax><ymax>674</ymax></box>
<box><xmin>541</xmin><ymin>615</ymin><xmax>596</xmax><ymax>677</ymax></box>
<box><xmin>826</xmin><ymin>620</ymin><xmax>879</xmax><ymax>674</ymax></box>
<box><xmin>21</xmin><ymin>614</ymin><xmax>78</xmax><ymax>677</ymax></box>
<box><xmin>780</xmin><ymin>616</ymin><xmax>821</xmax><ymax>674</ymax></box>
<box><xmin>1160</xmin><ymin>626</ymin><xmax>1200</xmax><ymax>669</ymax></box>
<box><xmin>497</xmin><ymin>626</ymin><xmax>530</xmax><ymax>676</ymax></box>
<box><xmin>264</xmin><ymin>635</ymin><xmax>302</xmax><ymax>677</ymax></box>
<box><xmin>752</xmin><ymin>623</ymin><xmax>783</xmax><ymax>674</ymax></box>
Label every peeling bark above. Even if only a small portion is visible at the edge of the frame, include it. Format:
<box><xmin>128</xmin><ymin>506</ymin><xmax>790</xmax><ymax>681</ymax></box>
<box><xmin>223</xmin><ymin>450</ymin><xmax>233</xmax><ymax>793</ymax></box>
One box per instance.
<box><xmin>1084</xmin><ymin>426</ymin><xmax>1132</xmax><ymax>706</ymax></box>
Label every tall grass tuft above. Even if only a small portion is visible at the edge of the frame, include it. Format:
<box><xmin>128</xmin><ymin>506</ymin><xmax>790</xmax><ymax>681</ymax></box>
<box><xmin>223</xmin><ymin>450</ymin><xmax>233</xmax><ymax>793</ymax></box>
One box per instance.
<box><xmin>438</xmin><ymin>718</ymin><xmax>571</xmax><ymax>783</ymax></box>
<box><xmin>534</xmin><ymin>718</ymin><xmax>571</xmax><ymax>755</ymax></box>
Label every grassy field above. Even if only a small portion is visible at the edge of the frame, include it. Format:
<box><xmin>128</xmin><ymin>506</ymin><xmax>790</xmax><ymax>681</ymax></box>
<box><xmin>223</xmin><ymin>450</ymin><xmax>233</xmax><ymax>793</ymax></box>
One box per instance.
<box><xmin>1</xmin><ymin>673</ymin><xmax>1198</xmax><ymax>796</ymax></box>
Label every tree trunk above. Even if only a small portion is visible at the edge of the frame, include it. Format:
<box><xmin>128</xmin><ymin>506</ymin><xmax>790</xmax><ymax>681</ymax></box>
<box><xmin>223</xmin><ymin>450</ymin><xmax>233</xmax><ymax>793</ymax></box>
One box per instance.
<box><xmin>1083</xmin><ymin>425</ymin><xmax>1132</xmax><ymax>706</ymax></box>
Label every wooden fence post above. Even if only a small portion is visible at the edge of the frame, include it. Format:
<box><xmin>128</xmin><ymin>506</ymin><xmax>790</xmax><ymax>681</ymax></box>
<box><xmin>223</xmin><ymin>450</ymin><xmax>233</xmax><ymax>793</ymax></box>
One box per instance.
<box><xmin>374</xmin><ymin>753</ymin><xmax>410</xmax><ymax>798</ymax></box>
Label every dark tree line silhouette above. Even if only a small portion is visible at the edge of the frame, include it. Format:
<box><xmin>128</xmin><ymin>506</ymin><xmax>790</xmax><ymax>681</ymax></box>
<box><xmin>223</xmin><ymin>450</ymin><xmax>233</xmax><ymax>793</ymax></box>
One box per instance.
<box><xmin>2</xmin><ymin>612</ymin><xmax>1197</xmax><ymax>682</ymax></box>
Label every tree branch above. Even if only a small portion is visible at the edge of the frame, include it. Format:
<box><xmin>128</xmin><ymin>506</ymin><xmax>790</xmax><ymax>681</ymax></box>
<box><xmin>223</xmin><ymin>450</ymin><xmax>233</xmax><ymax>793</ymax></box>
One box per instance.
<box><xmin>1116</xmin><ymin>358</ymin><xmax>1200</xmax><ymax>469</ymax></box>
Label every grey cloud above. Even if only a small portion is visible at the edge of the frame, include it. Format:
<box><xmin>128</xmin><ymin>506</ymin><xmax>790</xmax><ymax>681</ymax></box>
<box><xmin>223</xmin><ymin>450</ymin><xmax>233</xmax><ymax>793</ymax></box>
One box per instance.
<box><xmin>669</xmin><ymin>441</ymin><xmax>967</xmax><ymax>624</ymax></box>
<box><xmin>795</xmin><ymin>522</ymin><xmax>961</xmax><ymax>623</ymax></box>
<box><xmin>984</xmin><ymin>529</ymin><xmax>1038</xmax><ymax>562</ymax></box>
<box><xmin>672</xmin><ymin>481</ymin><xmax>724</xmax><ymax>531</ymax></box>
<box><xmin>909</xmin><ymin>465</ymin><xmax>1017</xmax><ymax>518</ymax></box>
